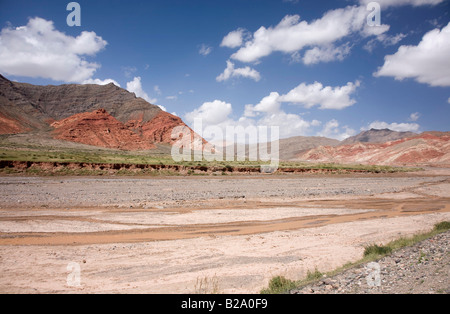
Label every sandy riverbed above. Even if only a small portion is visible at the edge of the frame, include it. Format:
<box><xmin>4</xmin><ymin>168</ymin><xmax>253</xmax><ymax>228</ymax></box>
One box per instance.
<box><xmin>0</xmin><ymin>171</ymin><xmax>449</xmax><ymax>293</ymax></box>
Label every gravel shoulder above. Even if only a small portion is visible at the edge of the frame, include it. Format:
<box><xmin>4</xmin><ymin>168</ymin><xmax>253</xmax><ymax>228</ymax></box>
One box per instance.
<box><xmin>291</xmin><ymin>230</ymin><xmax>450</xmax><ymax>294</ymax></box>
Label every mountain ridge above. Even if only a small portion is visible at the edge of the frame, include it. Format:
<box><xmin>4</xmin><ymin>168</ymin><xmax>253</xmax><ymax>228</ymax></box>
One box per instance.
<box><xmin>297</xmin><ymin>132</ymin><xmax>450</xmax><ymax>166</ymax></box>
<box><xmin>0</xmin><ymin>74</ymin><xmax>186</xmax><ymax>150</ymax></box>
<box><xmin>342</xmin><ymin>128</ymin><xmax>418</xmax><ymax>145</ymax></box>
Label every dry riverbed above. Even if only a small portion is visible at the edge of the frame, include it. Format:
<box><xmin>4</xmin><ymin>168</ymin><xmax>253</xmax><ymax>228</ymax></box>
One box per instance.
<box><xmin>0</xmin><ymin>171</ymin><xmax>449</xmax><ymax>293</ymax></box>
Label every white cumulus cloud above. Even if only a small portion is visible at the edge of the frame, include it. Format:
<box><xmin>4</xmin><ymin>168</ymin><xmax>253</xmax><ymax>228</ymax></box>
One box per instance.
<box><xmin>0</xmin><ymin>17</ymin><xmax>107</xmax><ymax>83</ymax></box>
<box><xmin>302</xmin><ymin>43</ymin><xmax>352</xmax><ymax>65</ymax></box>
<box><xmin>187</xmin><ymin>80</ymin><xmax>360</xmax><ymax>143</ymax></box>
<box><xmin>221</xmin><ymin>29</ymin><xmax>246</xmax><ymax>48</ymax></box>
<box><xmin>279</xmin><ymin>81</ymin><xmax>360</xmax><ymax>110</ymax></box>
<box><xmin>230</xmin><ymin>6</ymin><xmax>387</xmax><ymax>64</ymax></box>
<box><xmin>185</xmin><ymin>100</ymin><xmax>233</xmax><ymax>126</ymax></box>
<box><xmin>216</xmin><ymin>60</ymin><xmax>261</xmax><ymax>82</ymax></box>
<box><xmin>374</xmin><ymin>22</ymin><xmax>450</xmax><ymax>87</ymax></box>
<box><xmin>185</xmin><ymin>99</ymin><xmax>314</xmax><ymax>142</ymax></box>
<box><xmin>244</xmin><ymin>81</ymin><xmax>360</xmax><ymax>121</ymax></box>
<box><xmin>126</xmin><ymin>76</ymin><xmax>158</xmax><ymax>105</ymax></box>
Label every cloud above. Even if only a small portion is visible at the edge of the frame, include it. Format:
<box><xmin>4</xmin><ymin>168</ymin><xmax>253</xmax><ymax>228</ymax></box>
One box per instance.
<box><xmin>244</xmin><ymin>92</ymin><xmax>282</xmax><ymax>118</ymax></box>
<box><xmin>126</xmin><ymin>76</ymin><xmax>157</xmax><ymax>104</ymax></box>
<box><xmin>374</xmin><ymin>22</ymin><xmax>450</xmax><ymax>87</ymax></box>
<box><xmin>317</xmin><ymin>119</ymin><xmax>356</xmax><ymax>140</ymax></box>
<box><xmin>221</xmin><ymin>29</ymin><xmax>246</xmax><ymax>48</ymax></box>
<box><xmin>187</xmin><ymin>80</ymin><xmax>360</xmax><ymax>143</ymax></box>
<box><xmin>302</xmin><ymin>43</ymin><xmax>352</xmax><ymax>65</ymax></box>
<box><xmin>199</xmin><ymin>44</ymin><xmax>213</xmax><ymax>56</ymax></box>
<box><xmin>185</xmin><ymin>99</ymin><xmax>313</xmax><ymax>141</ymax></box>
<box><xmin>186</xmin><ymin>100</ymin><xmax>356</xmax><ymax>142</ymax></box>
<box><xmin>230</xmin><ymin>6</ymin><xmax>388</xmax><ymax>64</ymax></box>
<box><xmin>279</xmin><ymin>81</ymin><xmax>360</xmax><ymax>110</ymax></box>
<box><xmin>122</xmin><ymin>66</ymin><xmax>137</xmax><ymax>78</ymax></box>
<box><xmin>154</xmin><ymin>85</ymin><xmax>162</xmax><ymax>95</ymax></box>
<box><xmin>359</xmin><ymin>0</ymin><xmax>444</xmax><ymax>7</ymax></box>
<box><xmin>185</xmin><ymin>100</ymin><xmax>233</xmax><ymax>126</ymax></box>
<box><xmin>244</xmin><ymin>81</ymin><xmax>360</xmax><ymax>122</ymax></box>
<box><xmin>0</xmin><ymin>17</ymin><xmax>107</xmax><ymax>83</ymax></box>
<box><xmin>382</xmin><ymin>33</ymin><xmax>408</xmax><ymax>46</ymax></box>
<box><xmin>82</xmin><ymin>78</ymin><xmax>120</xmax><ymax>87</ymax></box>
<box><xmin>409</xmin><ymin>112</ymin><xmax>420</xmax><ymax>122</ymax></box>
<box><xmin>216</xmin><ymin>60</ymin><xmax>261</xmax><ymax>82</ymax></box>
<box><xmin>258</xmin><ymin>111</ymin><xmax>312</xmax><ymax>139</ymax></box>
<box><xmin>364</xmin><ymin>121</ymin><xmax>420</xmax><ymax>132</ymax></box>
<box><xmin>364</xmin><ymin>33</ymin><xmax>407</xmax><ymax>52</ymax></box>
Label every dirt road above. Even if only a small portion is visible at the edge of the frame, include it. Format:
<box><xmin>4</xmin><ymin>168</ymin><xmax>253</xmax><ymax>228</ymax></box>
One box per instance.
<box><xmin>0</xmin><ymin>171</ymin><xmax>449</xmax><ymax>293</ymax></box>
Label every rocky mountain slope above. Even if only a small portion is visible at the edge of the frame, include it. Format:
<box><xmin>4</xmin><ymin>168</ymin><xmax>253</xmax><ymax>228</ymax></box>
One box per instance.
<box><xmin>0</xmin><ymin>74</ymin><xmax>187</xmax><ymax>150</ymax></box>
<box><xmin>238</xmin><ymin>136</ymin><xmax>340</xmax><ymax>161</ymax></box>
<box><xmin>297</xmin><ymin>133</ymin><xmax>450</xmax><ymax>166</ymax></box>
<box><xmin>51</xmin><ymin>109</ymin><xmax>156</xmax><ymax>150</ymax></box>
<box><xmin>342</xmin><ymin>129</ymin><xmax>417</xmax><ymax>145</ymax></box>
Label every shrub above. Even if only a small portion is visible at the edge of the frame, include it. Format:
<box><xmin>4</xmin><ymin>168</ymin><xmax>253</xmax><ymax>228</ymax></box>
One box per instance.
<box><xmin>306</xmin><ymin>268</ymin><xmax>323</xmax><ymax>281</ymax></box>
<box><xmin>363</xmin><ymin>244</ymin><xmax>392</xmax><ymax>257</ymax></box>
<box><xmin>261</xmin><ymin>276</ymin><xmax>296</xmax><ymax>294</ymax></box>
<box><xmin>434</xmin><ymin>221</ymin><xmax>450</xmax><ymax>231</ymax></box>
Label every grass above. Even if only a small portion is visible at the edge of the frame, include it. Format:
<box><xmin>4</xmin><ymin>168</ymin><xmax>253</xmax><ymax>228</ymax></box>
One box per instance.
<box><xmin>363</xmin><ymin>244</ymin><xmax>393</xmax><ymax>258</ymax></box>
<box><xmin>260</xmin><ymin>221</ymin><xmax>450</xmax><ymax>294</ymax></box>
<box><xmin>194</xmin><ymin>275</ymin><xmax>220</xmax><ymax>294</ymax></box>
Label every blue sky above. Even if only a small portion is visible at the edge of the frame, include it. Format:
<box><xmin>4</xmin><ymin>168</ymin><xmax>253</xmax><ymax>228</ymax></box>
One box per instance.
<box><xmin>0</xmin><ymin>0</ymin><xmax>449</xmax><ymax>141</ymax></box>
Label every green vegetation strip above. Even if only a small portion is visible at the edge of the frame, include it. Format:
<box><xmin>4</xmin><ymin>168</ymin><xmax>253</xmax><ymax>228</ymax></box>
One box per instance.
<box><xmin>0</xmin><ymin>148</ymin><xmax>421</xmax><ymax>175</ymax></box>
<box><xmin>260</xmin><ymin>221</ymin><xmax>450</xmax><ymax>294</ymax></box>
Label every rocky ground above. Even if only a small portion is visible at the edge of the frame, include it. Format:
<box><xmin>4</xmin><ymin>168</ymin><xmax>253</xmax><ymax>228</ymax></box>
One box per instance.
<box><xmin>0</xmin><ymin>175</ymin><xmax>446</xmax><ymax>208</ymax></box>
<box><xmin>291</xmin><ymin>231</ymin><xmax>450</xmax><ymax>294</ymax></box>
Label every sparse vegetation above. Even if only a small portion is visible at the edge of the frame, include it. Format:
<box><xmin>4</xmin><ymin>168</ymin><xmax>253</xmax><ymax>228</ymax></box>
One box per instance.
<box><xmin>194</xmin><ymin>275</ymin><xmax>220</xmax><ymax>294</ymax></box>
<box><xmin>363</xmin><ymin>244</ymin><xmax>393</xmax><ymax>258</ymax></box>
<box><xmin>434</xmin><ymin>221</ymin><xmax>450</xmax><ymax>231</ymax></box>
<box><xmin>306</xmin><ymin>267</ymin><xmax>324</xmax><ymax>281</ymax></box>
<box><xmin>0</xmin><ymin>146</ymin><xmax>422</xmax><ymax>176</ymax></box>
<box><xmin>260</xmin><ymin>276</ymin><xmax>297</xmax><ymax>294</ymax></box>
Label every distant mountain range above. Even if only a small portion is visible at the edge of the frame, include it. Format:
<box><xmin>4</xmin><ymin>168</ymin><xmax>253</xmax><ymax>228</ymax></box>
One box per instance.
<box><xmin>1</xmin><ymin>75</ymin><xmax>448</xmax><ymax>166</ymax></box>
<box><xmin>341</xmin><ymin>128</ymin><xmax>418</xmax><ymax>145</ymax></box>
<box><xmin>297</xmin><ymin>132</ymin><xmax>450</xmax><ymax>166</ymax></box>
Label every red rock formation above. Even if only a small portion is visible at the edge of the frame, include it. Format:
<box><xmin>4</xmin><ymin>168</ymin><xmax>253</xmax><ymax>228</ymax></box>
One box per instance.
<box><xmin>126</xmin><ymin>111</ymin><xmax>186</xmax><ymax>145</ymax></box>
<box><xmin>51</xmin><ymin>109</ymin><xmax>156</xmax><ymax>150</ymax></box>
<box><xmin>0</xmin><ymin>113</ymin><xmax>28</xmax><ymax>134</ymax></box>
<box><xmin>297</xmin><ymin>133</ymin><xmax>450</xmax><ymax>166</ymax></box>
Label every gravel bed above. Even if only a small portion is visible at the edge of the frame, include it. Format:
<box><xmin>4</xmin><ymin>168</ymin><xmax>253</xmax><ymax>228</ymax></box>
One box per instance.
<box><xmin>0</xmin><ymin>176</ymin><xmax>444</xmax><ymax>208</ymax></box>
